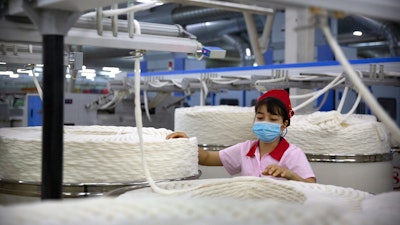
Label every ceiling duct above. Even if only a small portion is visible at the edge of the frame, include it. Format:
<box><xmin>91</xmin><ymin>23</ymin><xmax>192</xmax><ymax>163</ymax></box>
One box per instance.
<box><xmin>136</xmin><ymin>5</ymin><xmax>242</xmax><ymax>25</ymax></box>
<box><xmin>351</xmin><ymin>15</ymin><xmax>400</xmax><ymax>57</ymax></box>
<box><xmin>136</xmin><ymin>5</ymin><xmax>265</xmax><ymax>43</ymax></box>
<box><xmin>186</xmin><ymin>18</ymin><xmax>247</xmax><ymax>43</ymax></box>
<box><xmin>135</xmin><ymin>5</ymin><xmax>266</xmax><ymax>66</ymax></box>
<box><xmin>220</xmin><ymin>34</ymin><xmax>252</xmax><ymax>66</ymax></box>
<box><xmin>171</xmin><ymin>6</ymin><xmax>242</xmax><ymax>25</ymax></box>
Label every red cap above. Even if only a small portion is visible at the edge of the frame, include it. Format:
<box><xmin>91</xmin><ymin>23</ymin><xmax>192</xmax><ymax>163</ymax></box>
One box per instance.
<box><xmin>257</xmin><ymin>89</ymin><xmax>294</xmax><ymax>118</ymax></box>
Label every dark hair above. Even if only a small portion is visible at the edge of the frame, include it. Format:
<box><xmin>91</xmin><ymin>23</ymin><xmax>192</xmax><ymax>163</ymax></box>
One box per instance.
<box><xmin>255</xmin><ymin>97</ymin><xmax>290</xmax><ymax>126</ymax></box>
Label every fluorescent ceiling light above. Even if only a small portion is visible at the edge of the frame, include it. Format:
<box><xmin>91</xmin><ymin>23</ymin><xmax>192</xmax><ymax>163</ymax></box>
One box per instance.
<box><xmin>352</xmin><ymin>31</ymin><xmax>363</xmax><ymax>36</ymax></box>
<box><xmin>102</xmin><ymin>67</ymin><xmax>120</xmax><ymax>72</ymax></box>
<box><xmin>245</xmin><ymin>48</ymin><xmax>251</xmax><ymax>57</ymax></box>
<box><xmin>0</xmin><ymin>71</ymin><xmax>14</xmax><ymax>76</ymax></box>
<box><xmin>17</xmin><ymin>69</ymin><xmax>32</xmax><ymax>74</ymax></box>
<box><xmin>0</xmin><ymin>62</ymin><xmax>6</xmax><ymax>65</ymax></box>
<box><xmin>136</xmin><ymin>0</ymin><xmax>163</xmax><ymax>6</ymax></box>
<box><xmin>79</xmin><ymin>68</ymin><xmax>96</xmax><ymax>73</ymax></box>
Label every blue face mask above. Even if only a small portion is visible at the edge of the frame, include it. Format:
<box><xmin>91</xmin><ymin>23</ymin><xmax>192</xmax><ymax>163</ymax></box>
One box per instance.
<box><xmin>252</xmin><ymin>121</ymin><xmax>282</xmax><ymax>143</ymax></box>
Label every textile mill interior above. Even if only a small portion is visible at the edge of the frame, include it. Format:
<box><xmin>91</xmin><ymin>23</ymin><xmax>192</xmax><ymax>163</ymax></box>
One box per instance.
<box><xmin>0</xmin><ymin>0</ymin><xmax>400</xmax><ymax>224</ymax></box>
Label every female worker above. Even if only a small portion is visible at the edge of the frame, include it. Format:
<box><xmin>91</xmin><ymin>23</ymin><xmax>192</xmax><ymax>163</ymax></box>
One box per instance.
<box><xmin>167</xmin><ymin>89</ymin><xmax>316</xmax><ymax>183</ymax></box>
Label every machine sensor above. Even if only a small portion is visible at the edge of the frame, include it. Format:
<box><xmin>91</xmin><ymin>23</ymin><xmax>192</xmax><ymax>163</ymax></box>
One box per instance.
<box><xmin>201</xmin><ymin>46</ymin><xmax>226</xmax><ymax>59</ymax></box>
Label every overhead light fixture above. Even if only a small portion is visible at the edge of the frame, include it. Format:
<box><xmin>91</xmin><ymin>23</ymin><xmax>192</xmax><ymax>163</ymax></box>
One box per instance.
<box><xmin>17</xmin><ymin>69</ymin><xmax>32</xmax><ymax>74</ymax></box>
<box><xmin>352</xmin><ymin>31</ymin><xmax>363</xmax><ymax>36</ymax></box>
<box><xmin>101</xmin><ymin>67</ymin><xmax>121</xmax><ymax>78</ymax></box>
<box><xmin>0</xmin><ymin>62</ymin><xmax>6</xmax><ymax>65</ymax></box>
<box><xmin>10</xmin><ymin>73</ymin><xmax>19</xmax><ymax>78</ymax></box>
<box><xmin>245</xmin><ymin>48</ymin><xmax>251</xmax><ymax>57</ymax></box>
<box><xmin>102</xmin><ymin>67</ymin><xmax>120</xmax><ymax>72</ymax></box>
<box><xmin>79</xmin><ymin>67</ymin><xmax>96</xmax><ymax>80</ymax></box>
<box><xmin>136</xmin><ymin>0</ymin><xmax>163</xmax><ymax>6</ymax></box>
<box><xmin>0</xmin><ymin>71</ymin><xmax>14</xmax><ymax>76</ymax></box>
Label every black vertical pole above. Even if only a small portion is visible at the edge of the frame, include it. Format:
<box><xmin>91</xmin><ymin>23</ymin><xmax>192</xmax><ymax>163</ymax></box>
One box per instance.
<box><xmin>41</xmin><ymin>35</ymin><xmax>64</xmax><ymax>199</ymax></box>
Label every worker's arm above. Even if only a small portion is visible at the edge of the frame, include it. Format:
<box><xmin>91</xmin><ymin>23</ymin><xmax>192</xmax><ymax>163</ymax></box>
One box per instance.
<box><xmin>166</xmin><ymin>132</ymin><xmax>223</xmax><ymax>166</ymax></box>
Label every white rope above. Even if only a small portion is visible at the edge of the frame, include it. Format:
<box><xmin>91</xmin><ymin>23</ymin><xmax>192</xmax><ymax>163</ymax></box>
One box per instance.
<box><xmin>314</xmin><ymin>90</ymin><xmax>330</xmax><ymax>111</ymax></box>
<box><xmin>171</xmin><ymin>79</ymin><xmax>183</xmax><ymax>88</ymax></box>
<box><xmin>290</xmin><ymin>89</ymin><xmax>323</xmax><ymax>99</ymax></box>
<box><xmin>289</xmin><ymin>75</ymin><xmax>320</xmax><ymax>81</ymax></box>
<box><xmin>199</xmin><ymin>79</ymin><xmax>208</xmax><ymax>106</ymax></box>
<box><xmin>342</xmin><ymin>90</ymin><xmax>362</xmax><ymax>121</ymax></box>
<box><xmin>320</xmin><ymin>20</ymin><xmax>400</xmax><ymax>144</ymax></box>
<box><xmin>148</xmin><ymin>80</ymin><xmax>173</xmax><ymax>88</ymax></box>
<box><xmin>210</xmin><ymin>78</ymin><xmax>241</xmax><ymax>85</ymax></box>
<box><xmin>255</xmin><ymin>76</ymin><xmax>286</xmax><ymax>85</ymax></box>
<box><xmin>143</xmin><ymin>90</ymin><xmax>152</xmax><ymax>122</ymax></box>
<box><xmin>292</xmin><ymin>74</ymin><xmax>345</xmax><ymax>112</ymax></box>
<box><xmin>337</xmin><ymin>71</ymin><xmax>364</xmax><ymax>115</ymax></box>
<box><xmin>31</xmin><ymin>68</ymin><xmax>43</xmax><ymax>100</ymax></box>
<box><xmin>132</xmin><ymin>20</ymin><xmax>163</xmax><ymax>193</ymax></box>
<box><xmin>132</xmin><ymin>20</ymin><xmax>197</xmax><ymax>195</ymax></box>
<box><xmin>336</xmin><ymin>86</ymin><xmax>349</xmax><ymax>113</ymax></box>
<box><xmin>98</xmin><ymin>90</ymin><xmax>125</xmax><ymax>110</ymax></box>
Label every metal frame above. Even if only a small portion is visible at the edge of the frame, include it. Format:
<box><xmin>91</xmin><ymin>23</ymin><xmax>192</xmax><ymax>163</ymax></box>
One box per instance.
<box><xmin>227</xmin><ymin>0</ymin><xmax>400</xmax><ymax>22</ymax></box>
<box><xmin>1</xmin><ymin>0</ymin><xmax>399</xmax><ymax>201</ymax></box>
<box><xmin>0</xmin><ymin>172</ymin><xmax>201</xmax><ymax>198</ymax></box>
<box><xmin>306</xmin><ymin>153</ymin><xmax>393</xmax><ymax>163</ymax></box>
<box><xmin>108</xmin><ymin>59</ymin><xmax>400</xmax><ymax>93</ymax></box>
<box><xmin>0</xmin><ymin>21</ymin><xmax>201</xmax><ymax>53</ymax></box>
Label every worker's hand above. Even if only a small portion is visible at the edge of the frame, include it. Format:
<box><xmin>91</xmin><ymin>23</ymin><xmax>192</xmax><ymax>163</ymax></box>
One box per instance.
<box><xmin>166</xmin><ymin>131</ymin><xmax>189</xmax><ymax>139</ymax></box>
<box><xmin>262</xmin><ymin>165</ymin><xmax>292</xmax><ymax>179</ymax></box>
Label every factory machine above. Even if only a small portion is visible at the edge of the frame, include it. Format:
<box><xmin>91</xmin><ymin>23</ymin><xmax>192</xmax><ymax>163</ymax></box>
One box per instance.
<box><xmin>1</xmin><ymin>0</ymin><xmax>400</xmax><ymax>204</ymax></box>
<box><xmin>99</xmin><ymin>57</ymin><xmax>400</xmax><ymax>192</ymax></box>
<box><xmin>105</xmin><ymin>57</ymin><xmax>400</xmax><ymax>125</ymax></box>
<box><xmin>19</xmin><ymin>58</ymin><xmax>396</xmax><ymax>132</ymax></box>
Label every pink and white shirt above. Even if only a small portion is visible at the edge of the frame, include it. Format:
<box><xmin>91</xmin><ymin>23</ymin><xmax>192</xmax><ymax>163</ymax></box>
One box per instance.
<box><xmin>219</xmin><ymin>138</ymin><xmax>315</xmax><ymax>180</ymax></box>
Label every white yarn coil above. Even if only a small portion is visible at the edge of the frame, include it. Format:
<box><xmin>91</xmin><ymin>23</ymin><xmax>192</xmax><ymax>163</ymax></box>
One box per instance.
<box><xmin>0</xmin><ymin>126</ymin><xmax>198</xmax><ymax>183</ymax></box>
<box><xmin>119</xmin><ymin>176</ymin><xmax>371</xmax><ymax>212</ymax></box>
<box><xmin>174</xmin><ymin>105</ymin><xmax>257</xmax><ymax>146</ymax></box>
<box><xmin>2</xmin><ymin>176</ymin><xmax>390</xmax><ymax>225</ymax></box>
<box><xmin>285</xmin><ymin>111</ymin><xmax>391</xmax><ymax>154</ymax></box>
<box><xmin>1</xmin><ymin>195</ymin><xmax>385</xmax><ymax>225</ymax></box>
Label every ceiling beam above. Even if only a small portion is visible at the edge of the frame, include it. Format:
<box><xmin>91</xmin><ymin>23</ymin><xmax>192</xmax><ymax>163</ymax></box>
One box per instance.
<box><xmin>158</xmin><ymin>0</ymin><xmax>274</xmax><ymax>15</ymax></box>
<box><xmin>228</xmin><ymin>0</ymin><xmax>400</xmax><ymax>22</ymax></box>
<box><xmin>0</xmin><ymin>21</ymin><xmax>201</xmax><ymax>54</ymax></box>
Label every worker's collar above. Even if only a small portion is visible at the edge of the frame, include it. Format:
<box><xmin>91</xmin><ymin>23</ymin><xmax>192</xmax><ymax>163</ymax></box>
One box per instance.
<box><xmin>246</xmin><ymin>138</ymin><xmax>289</xmax><ymax>161</ymax></box>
